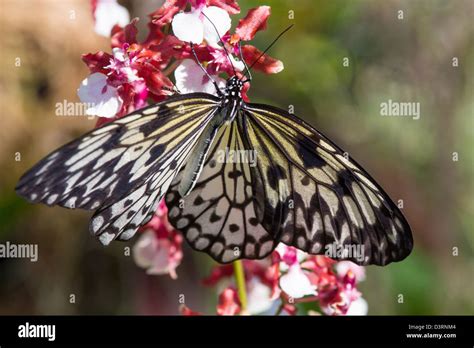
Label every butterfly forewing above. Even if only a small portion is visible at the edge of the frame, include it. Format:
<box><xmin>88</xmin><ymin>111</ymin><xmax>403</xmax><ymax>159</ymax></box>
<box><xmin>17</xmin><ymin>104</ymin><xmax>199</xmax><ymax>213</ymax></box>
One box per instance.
<box><xmin>16</xmin><ymin>93</ymin><xmax>220</xmax><ymax>244</ymax></box>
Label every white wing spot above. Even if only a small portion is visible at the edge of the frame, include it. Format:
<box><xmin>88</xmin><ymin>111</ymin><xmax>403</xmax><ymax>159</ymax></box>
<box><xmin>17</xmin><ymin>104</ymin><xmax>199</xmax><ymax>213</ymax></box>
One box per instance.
<box><xmin>91</xmin><ymin>216</ymin><xmax>105</xmax><ymax>234</ymax></box>
<box><xmin>99</xmin><ymin>232</ymin><xmax>115</xmax><ymax>245</ymax></box>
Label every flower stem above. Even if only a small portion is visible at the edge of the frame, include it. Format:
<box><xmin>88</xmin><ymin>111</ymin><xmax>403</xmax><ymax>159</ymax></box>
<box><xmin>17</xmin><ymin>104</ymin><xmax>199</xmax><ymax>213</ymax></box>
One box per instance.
<box><xmin>275</xmin><ymin>302</ymin><xmax>284</xmax><ymax>315</ymax></box>
<box><xmin>233</xmin><ymin>260</ymin><xmax>247</xmax><ymax>311</ymax></box>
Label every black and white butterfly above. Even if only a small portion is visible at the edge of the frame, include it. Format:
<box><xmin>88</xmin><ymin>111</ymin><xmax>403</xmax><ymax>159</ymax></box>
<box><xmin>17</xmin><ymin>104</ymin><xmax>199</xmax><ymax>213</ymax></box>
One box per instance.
<box><xmin>16</xmin><ymin>34</ymin><xmax>413</xmax><ymax>266</ymax></box>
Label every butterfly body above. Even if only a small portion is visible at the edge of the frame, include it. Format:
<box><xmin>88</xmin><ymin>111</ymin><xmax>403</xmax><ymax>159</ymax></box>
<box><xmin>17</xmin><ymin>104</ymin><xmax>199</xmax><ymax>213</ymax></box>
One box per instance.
<box><xmin>220</xmin><ymin>76</ymin><xmax>244</xmax><ymax>124</ymax></box>
<box><xmin>16</xmin><ymin>74</ymin><xmax>413</xmax><ymax>265</ymax></box>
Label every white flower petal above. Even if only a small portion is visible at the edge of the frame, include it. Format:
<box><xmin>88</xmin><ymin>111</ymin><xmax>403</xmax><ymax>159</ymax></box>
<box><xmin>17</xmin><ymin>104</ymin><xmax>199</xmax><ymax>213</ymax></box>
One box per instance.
<box><xmin>132</xmin><ymin>230</ymin><xmax>172</xmax><ymax>276</ymax></box>
<box><xmin>229</xmin><ymin>55</ymin><xmax>245</xmax><ymax>72</ymax></box>
<box><xmin>112</xmin><ymin>47</ymin><xmax>127</xmax><ymax>62</ymax></box>
<box><xmin>336</xmin><ymin>261</ymin><xmax>366</xmax><ymax>282</ymax></box>
<box><xmin>174</xmin><ymin>59</ymin><xmax>224</xmax><ymax>95</ymax></box>
<box><xmin>94</xmin><ymin>0</ymin><xmax>130</xmax><ymax>37</ymax></box>
<box><xmin>172</xmin><ymin>12</ymin><xmax>204</xmax><ymax>44</ymax></box>
<box><xmin>121</xmin><ymin>67</ymin><xmax>140</xmax><ymax>82</ymax></box>
<box><xmin>132</xmin><ymin>230</ymin><xmax>158</xmax><ymax>269</ymax></box>
<box><xmin>346</xmin><ymin>297</ymin><xmax>368</xmax><ymax>316</ymax></box>
<box><xmin>275</xmin><ymin>243</ymin><xmax>287</xmax><ymax>256</ymax></box>
<box><xmin>246</xmin><ymin>278</ymin><xmax>274</xmax><ymax>315</ymax></box>
<box><xmin>279</xmin><ymin>265</ymin><xmax>316</xmax><ymax>299</ymax></box>
<box><xmin>202</xmin><ymin>6</ymin><xmax>231</xmax><ymax>47</ymax></box>
<box><xmin>77</xmin><ymin>72</ymin><xmax>122</xmax><ymax>118</ymax></box>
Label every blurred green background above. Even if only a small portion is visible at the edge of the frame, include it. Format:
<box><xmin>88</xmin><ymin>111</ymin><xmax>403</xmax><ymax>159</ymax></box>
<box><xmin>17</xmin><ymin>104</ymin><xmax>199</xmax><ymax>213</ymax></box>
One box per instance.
<box><xmin>0</xmin><ymin>0</ymin><xmax>472</xmax><ymax>315</ymax></box>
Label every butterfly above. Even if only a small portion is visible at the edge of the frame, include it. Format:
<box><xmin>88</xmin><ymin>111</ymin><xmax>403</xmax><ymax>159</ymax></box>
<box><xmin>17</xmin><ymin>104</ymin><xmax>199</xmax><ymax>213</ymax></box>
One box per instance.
<box><xmin>16</xmin><ymin>35</ymin><xmax>413</xmax><ymax>266</ymax></box>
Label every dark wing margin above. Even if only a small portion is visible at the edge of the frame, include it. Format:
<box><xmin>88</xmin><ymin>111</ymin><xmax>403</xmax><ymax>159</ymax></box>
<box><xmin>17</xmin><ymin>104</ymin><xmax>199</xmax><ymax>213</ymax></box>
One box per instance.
<box><xmin>242</xmin><ymin>103</ymin><xmax>413</xmax><ymax>266</ymax></box>
<box><xmin>16</xmin><ymin>93</ymin><xmax>220</xmax><ymax>244</ymax></box>
<box><xmin>165</xmin><ymin>114</ymin><xmax>279</xmax><ymax>263</ymax></box>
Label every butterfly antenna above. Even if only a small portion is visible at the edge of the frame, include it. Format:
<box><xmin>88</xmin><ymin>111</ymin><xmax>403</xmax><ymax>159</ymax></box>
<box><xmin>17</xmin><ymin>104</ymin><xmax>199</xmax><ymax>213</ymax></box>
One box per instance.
<box><xmin>243</xmin><ymin>24</ymin><xmax>294</xmax><ymax>81</ymax></box>
<box><xmin>238</xmin><ymin>41</ymin><xmax>252</xmax><ymax>82</ymax></box>
<box><xmin>201</xmin><ymin>12</ymin><xmax>237</xmax><ymax>77</ymax></box>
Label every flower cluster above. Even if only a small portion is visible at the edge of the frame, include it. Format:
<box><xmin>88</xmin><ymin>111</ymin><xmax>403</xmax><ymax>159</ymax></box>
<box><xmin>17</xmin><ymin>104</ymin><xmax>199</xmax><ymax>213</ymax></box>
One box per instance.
<box><xmin>181</xmin><ymin>245</ymin><xmax>367</xmax><ymax>316</ymax></box>
<box><xmin>80</xmin><ymin>0</ymin><xmax>368</xmax><ymax>316</ymax></box>
<box><xmin>80</xmin><ymin>0</ymin><xmax>282</xmax><ymax>124</ymax></box>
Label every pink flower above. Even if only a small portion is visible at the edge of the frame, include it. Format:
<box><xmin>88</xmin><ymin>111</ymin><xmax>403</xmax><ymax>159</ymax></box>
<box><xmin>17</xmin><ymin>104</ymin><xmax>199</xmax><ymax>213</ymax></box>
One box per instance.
<box><xmin>304</xmin><ymin>258</ymin><xmax>367</xmax><ymax>316</ymax></box>
<box><xmin>202</xmin><ymin>260</ymin><xmax>279</xmax><ymax>314</ymax></box>
<box><xmin>172</xmin><ymin>4</ymin><xmax>231</xmax><ymax>46</ymax></box>
<box><xmin>82</xmin><ymin>3</ymin><xmax>284</xmax><ymax>126</ymax></box>
<box><xmin>336</xmin><ymin>261</ymin><xmax>366</xmax><ymax>282</ymax></box>
<box><xmin>217</xmin><ymin>288</ymin><xmax>241</xmax><ymax>315</ymax></box>
<box><xmin>132</xmin><ymin>201</ymin><xmax>183</xmax><ymax>279</ymax></box>
<box><xmin>179</xmin><ymin>286</ymin><xmax>246</xmax><ymax>316</ymax></box>
<box><xmin>171</xmin><ymin>5</ymin><xmax>283</xmax><ymax>100</ymax></box>
<box><xmin>275</xmin><ymin>244</ymin><xmax>316</xmax><ymax>299</ymax></box>
<box><xmin>279</xmin><ymin>265</ymin><xmax>317</xmax><ymax>299</ymax></box>
<box><xmin>81</xmin><ymin>44</ymin><xmax>172</xmax><ymax>126</ymax></box>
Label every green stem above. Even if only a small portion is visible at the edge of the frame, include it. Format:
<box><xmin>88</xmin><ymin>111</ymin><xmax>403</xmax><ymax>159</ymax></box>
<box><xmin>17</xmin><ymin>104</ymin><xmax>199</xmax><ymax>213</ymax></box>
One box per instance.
<box><xmin>233</xmin><ymin>260</ymin><xmax>247</xmax><ymax>311</ymax></box>
<box><xmin>275</xmin><ymin>302</ymin><xmax>284</xmax><ymax>316</ymax></box>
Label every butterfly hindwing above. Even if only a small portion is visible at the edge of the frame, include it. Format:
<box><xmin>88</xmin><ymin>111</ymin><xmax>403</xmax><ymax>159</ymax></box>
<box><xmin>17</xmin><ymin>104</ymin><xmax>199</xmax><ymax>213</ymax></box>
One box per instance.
<box><xmin>165</xmin><ymin>116</ymin><xmax>278</xmax><ymax>263</ymax></box>
<box><xmin>243</xmin><ymin>103</ymin><xmax>413</xmax><ymax>265</ymax></box>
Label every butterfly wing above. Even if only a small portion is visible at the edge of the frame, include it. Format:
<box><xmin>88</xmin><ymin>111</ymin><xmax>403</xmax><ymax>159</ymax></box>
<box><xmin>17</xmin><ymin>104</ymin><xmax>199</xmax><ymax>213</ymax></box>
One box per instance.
<box><xmin>16</xmin><ymin>93</ymin><xmax>220</xmax><ymax>244</ymax></box>
<box><xmin>243</xmin><ymin>103</ymin><xmax>413</xmax><ymax>265</ymax></box>
<box><xmin>165</xmin><ymin>115</ymin><xmax>280</xmax><ymax>263</ymax></box>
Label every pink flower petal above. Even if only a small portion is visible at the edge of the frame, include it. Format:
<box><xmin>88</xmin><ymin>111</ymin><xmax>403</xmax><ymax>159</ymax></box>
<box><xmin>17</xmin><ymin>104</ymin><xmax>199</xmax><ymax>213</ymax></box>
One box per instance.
<box><xmin>82</xmin><ymin>51</ymin><xmax>113</xmax><ymax>74</ymax></box>
<box><xmin>111</xmin><ymin>18</ymin><xmax>139</xmax><ymax>48</ymax></box>
<box><xmin>242</xmin><ymin>45</ymin><xmax>283</xmax><ymax>74</ymax></box>
<box><xmin>207</xmin><ymin>0</ymin><xmax>240</xmax><ymax>15</ymax></box>
<box><xmin>217</xmin><ymin>288</ymin><xmax>241</xmax><ymax>315</ymax></box>
<box><xmin>149</xmin><ymin>0</ymin><xmax>186</xmax><ymax>28</ymax></box>
<box><xmin>235</xmin><ymin>6</ymin><xmax>270</xmax><ymax>41</ymax></box>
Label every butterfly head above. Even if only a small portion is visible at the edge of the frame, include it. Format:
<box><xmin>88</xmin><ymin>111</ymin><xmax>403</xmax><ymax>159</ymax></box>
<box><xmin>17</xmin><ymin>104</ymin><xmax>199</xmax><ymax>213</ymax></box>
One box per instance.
<box><xmin>224</xmin><ymin>76</ymin><xmax>243</xmax><ymax>99</ymax></box>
